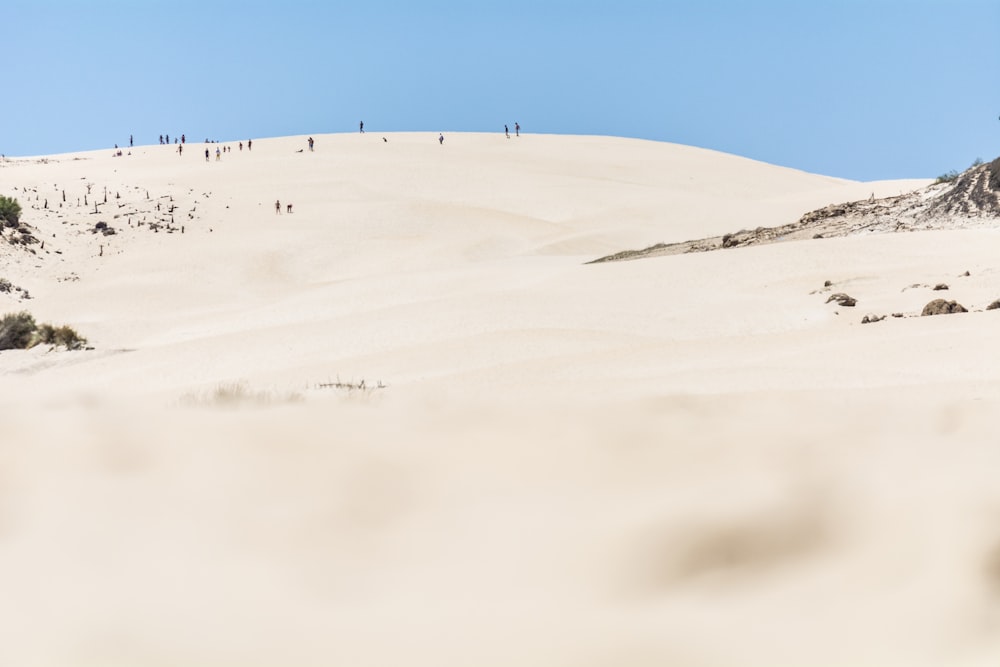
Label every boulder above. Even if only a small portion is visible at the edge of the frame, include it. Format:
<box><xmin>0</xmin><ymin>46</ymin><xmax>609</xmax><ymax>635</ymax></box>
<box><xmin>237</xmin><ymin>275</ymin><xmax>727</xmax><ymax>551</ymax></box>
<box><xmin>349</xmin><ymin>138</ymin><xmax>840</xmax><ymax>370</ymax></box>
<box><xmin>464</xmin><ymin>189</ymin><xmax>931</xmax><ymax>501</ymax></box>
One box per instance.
<box><xmin>826</xmin><ymin>293</ymin><xmax>857</xmax><ymax>307</ymax></box>
<box><xmin>921</xmin><ymin>299</ymin><xmax>967</xmax><ymax>316</ymax></box>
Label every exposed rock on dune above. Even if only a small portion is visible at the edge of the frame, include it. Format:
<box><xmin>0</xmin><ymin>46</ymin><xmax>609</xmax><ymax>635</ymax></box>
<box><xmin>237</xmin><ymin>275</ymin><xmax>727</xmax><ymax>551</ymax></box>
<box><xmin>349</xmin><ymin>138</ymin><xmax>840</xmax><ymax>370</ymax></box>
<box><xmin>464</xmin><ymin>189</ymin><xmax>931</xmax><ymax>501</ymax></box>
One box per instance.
<box><xmin>590</xmin><ymin>157</ymin><xmax>1000</xmax><ymax>263</ymax></box>
<box><xmin>921</xmin><ymin>298</ymin><xmax>968</xmax><ymax>316</ymax></box>
<box><xmin>826</xmin><ymin>292</ymin><xmax>857</xmax><ymax>307</ymax></box>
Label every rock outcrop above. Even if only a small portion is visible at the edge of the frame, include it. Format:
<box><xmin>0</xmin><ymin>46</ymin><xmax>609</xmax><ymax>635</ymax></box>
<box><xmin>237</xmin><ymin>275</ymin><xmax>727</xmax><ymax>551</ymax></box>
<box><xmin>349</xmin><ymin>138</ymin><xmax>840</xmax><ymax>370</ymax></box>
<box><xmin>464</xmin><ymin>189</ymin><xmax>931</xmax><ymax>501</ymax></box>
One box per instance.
<box><xmin>590</xmin><ymin>157</ymin><xmax>1000</xmax><ymax>264</ymax></box>
<box><xmin>921</xmin><ymin>299</ymin><xmax>968</xmax><ymax>316</ymax></box>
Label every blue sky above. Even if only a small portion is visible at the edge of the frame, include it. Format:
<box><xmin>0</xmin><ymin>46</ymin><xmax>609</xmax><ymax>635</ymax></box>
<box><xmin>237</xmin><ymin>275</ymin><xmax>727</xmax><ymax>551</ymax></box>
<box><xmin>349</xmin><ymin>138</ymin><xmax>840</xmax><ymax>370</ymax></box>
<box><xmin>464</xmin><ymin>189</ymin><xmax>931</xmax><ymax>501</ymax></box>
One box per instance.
<box><xmin>4</xmin><ymin>0</ymin><xmax>998</xmax><ymax>181</ymax></box>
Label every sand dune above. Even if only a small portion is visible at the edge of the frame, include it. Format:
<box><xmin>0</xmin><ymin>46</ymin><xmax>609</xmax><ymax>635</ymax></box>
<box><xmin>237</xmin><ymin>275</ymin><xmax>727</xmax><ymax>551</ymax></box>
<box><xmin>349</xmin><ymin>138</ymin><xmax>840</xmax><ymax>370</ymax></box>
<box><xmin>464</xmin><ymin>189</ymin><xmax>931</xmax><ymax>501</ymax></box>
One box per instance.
<box><xmin>2</xmin><ymin>134</ymin><xmax>999</xmax><ymax>665</ymax></box>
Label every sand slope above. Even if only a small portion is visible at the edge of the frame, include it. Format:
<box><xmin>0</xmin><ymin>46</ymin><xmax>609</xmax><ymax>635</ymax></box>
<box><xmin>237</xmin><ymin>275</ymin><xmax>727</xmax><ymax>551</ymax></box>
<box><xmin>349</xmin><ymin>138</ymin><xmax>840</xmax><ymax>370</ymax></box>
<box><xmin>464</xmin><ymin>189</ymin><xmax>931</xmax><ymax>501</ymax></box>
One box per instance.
<box><xmin>2</xmin><ymin>134</ymin><xmax>999</xmax><ymax>666</ymax></box>
<box><xmin>0</xmin><ymin>133</ymin><xmax>938</xmax><ymax>399</ymax></box>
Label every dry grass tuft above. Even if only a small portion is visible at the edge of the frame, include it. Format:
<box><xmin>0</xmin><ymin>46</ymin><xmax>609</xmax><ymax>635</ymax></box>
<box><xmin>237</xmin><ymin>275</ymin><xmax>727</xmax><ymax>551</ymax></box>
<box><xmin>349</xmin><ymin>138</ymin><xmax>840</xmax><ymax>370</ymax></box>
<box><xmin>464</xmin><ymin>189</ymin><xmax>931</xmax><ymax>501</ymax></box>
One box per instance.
<box><xmin>179</xmin><ymin>380</ymin><xmax>303</xmax><ymax>408</ymax></box>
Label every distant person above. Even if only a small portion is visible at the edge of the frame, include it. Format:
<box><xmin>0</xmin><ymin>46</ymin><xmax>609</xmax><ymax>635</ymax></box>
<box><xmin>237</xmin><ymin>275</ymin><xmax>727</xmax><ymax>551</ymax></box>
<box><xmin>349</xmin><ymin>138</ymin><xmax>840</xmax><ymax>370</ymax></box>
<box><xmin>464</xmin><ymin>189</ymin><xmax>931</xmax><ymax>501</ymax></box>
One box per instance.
<box><xmin>286</xmin><ymin>203</ymin><xmax>292</xmax><ymax>213</ymax></box>
<box><xmin>439</xmin><ymin>133</ymin><xmax>444</xmax><ymax>145</ymax></box>
<box><xmin>515</xmin><ymin>122</ymin><xmax>520</xmax><ymax>137</ymax></box>
<box><xmin>181</xmin><ymin>134</ymin><xmax>186</xmax><ymax>144</ymax></box>
<box><xmin>308</xmin><ymin>136</ymin><xmax>314</xmax><ymax>151</ymax></box>
<box><xmin>248</xmin><ymin>139</ymin><xmax>252</xmax><ymax>151</ymax></box>
<box><xmin>275</xmin><ymin>200</ymin><xmax>281</xmax><ymax>214</ymax></box>
<box><xmin>239</xmin><ymin>141</ymin><xmax>243</xmax><ymax>151</ymax></box>
<box><xmin>505</xmin><ymin>124</ymin><xmax>509</xmax><ymax>138</ymax></box>
<box><xmin>205</xmin><ymin>148</ymin><xmax>210</xmax><ymax>162</ymax></box>
<box><xmin>159</xmin><ymin>135</ymin><xmax>164</xmax><ymax>145</ymax></box>
<box><xmin>165</xmin><ymin>134</ymin><xmax>169</xmax><ymax>144</ymax></box>
<box><xmin>216</xmin><ymin>147</ymin><xmax>221</xmax><ymax>161</ymax></box>
<box><xmin>360</xmin><ymin>120</ymin><xmax>364</xmax><ymax>133</ymax></box>
<box><xmin>129</xmin><ymin>134</ymin><xmax>133</xmax><ymax>147</ymax></box>
<box><xmin>178</xmin><ymin>144</ymin><xmax>183</xmax><ymax>156</ymax></box>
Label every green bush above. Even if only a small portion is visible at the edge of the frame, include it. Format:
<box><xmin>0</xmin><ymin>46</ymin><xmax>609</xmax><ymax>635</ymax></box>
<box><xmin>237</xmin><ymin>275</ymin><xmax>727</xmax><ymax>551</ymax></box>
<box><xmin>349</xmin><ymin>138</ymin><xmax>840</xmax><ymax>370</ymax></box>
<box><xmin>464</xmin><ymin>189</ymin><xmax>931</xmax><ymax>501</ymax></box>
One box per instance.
<box><xmin>0</xmin><ymin>311</ymin><xmax>37</xmax><ymax>350</ymax></box>
<box><xmin>934</xmin><ymin>159</ymin><xmax>991</xmax><ymax>186</ymax></box>
<box><xmin>934</xmin><ymin>170</ymin><xmax>960</xmax><ymax>185</ymax></box>
<box><xmin>0</xmin><ymin>195</ymin><xmax>21</xmax><ymax>228</ymax></box>
<box><xmin>0</xmin><ymin>311</ymin><xmax>87</xmax><ymax>350</ymax></box>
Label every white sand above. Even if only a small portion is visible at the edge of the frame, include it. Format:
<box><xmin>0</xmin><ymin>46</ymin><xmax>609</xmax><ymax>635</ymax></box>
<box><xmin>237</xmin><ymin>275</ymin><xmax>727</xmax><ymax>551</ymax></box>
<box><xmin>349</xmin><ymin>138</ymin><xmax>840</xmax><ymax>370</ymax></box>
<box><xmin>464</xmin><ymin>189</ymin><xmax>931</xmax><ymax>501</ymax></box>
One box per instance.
<box><xmin>2</xmin><ymin>133</ymin><xmax>998</xmax><ymax>666</ymax></box>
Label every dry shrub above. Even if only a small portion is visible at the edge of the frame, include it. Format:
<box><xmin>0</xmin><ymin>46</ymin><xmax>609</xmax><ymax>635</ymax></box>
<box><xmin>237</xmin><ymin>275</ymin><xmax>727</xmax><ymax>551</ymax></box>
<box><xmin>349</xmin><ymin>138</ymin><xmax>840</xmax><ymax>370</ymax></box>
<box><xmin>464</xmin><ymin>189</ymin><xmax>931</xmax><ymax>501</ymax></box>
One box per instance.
<box><xmin>180</xmin><ymin>380</ymin><xmax>303</xmax><ymax>408</ymax></box>
<box><xmin>33</xmin><ymin>323</ymin><xmax>87</xmax><ymax>350</ymax></box>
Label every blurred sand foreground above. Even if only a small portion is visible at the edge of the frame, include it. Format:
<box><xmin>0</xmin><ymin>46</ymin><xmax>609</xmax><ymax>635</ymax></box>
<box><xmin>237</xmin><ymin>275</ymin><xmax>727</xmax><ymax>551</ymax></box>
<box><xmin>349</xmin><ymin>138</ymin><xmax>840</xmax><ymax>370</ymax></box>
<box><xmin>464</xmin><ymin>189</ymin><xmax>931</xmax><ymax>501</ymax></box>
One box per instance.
<box><xmin>2</xmin><ymin>134</ymin><xmax>1000</xmax><ymax>665</ymax></box>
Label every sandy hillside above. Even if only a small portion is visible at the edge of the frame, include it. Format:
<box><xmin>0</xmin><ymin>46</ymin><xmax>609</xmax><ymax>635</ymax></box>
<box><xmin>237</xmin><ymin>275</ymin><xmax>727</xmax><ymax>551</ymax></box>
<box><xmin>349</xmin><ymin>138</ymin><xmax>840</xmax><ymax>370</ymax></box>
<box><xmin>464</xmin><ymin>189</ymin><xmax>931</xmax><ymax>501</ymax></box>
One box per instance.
<box><xmin>2</xmin><ymin>134</ymin><xmax>999</xmax><ymax>666</ymax></box>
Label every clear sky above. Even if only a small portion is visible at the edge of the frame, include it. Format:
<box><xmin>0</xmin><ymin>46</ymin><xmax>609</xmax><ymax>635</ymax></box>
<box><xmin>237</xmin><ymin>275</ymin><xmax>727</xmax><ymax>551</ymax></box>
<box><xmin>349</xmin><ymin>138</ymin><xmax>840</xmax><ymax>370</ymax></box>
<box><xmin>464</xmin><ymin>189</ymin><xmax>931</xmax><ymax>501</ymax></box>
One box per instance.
<box><xmin>4</xmin><ymin>0</ymin><xmax>998</xmax><ymax>181</ymax></box>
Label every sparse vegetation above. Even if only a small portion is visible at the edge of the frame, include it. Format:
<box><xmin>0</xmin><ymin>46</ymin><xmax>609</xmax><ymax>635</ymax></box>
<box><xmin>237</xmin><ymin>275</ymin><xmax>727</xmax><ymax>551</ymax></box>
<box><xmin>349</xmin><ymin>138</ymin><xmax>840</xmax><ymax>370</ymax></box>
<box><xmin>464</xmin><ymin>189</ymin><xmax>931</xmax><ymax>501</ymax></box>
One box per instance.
<box><xmin>935</xmin><ymin>158</ymin><xmax>989</xmax><ymax>185</ymax></box>
<box><xmin>0</xmin><ymin>310</ymin><xmax>87</xmax><ymax>350</ymax></box>
<box><xmin>180</xmin><ymin>380</ymin><xmax>303</xmax><ymax>407</ymax></box>
<box><xmin>934</xmin><ymin>170</ymin><xmax>960</xmax><ymax>185</ymax></box>
<box><xmin>0</xmin><ymin>277</ymin><xmax>30</xmax><ymax>300</ymax></box>
<box><xmin>0</xmin><ymin>195</ymin><xmax>21</xmax><ymax>227</ymax></box>
<box><xmin>179</xmin><ymin>377</ymin><xmax>388</xmax><ymax>407</ymax></box>
<box><xmin>33</xmin><ymin>323</ymin><xmax>88</xmax><ymax>349</ymax></box>
<box><xmin>317</xmin><ymin>378</ymin><xmax>387</xmax><ymax>394</ymax></box>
